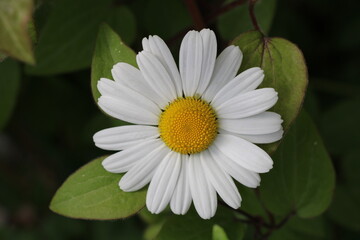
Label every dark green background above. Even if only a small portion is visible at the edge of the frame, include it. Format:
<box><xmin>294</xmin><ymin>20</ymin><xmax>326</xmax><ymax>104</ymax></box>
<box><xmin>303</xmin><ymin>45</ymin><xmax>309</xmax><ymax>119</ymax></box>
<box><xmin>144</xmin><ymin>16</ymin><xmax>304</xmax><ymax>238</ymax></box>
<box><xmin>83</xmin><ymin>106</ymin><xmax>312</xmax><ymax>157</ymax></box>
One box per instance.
<box><xmin>0</xmin><ymin>0</ymin><xmax>359</xmax><ymax>239</ymax></box>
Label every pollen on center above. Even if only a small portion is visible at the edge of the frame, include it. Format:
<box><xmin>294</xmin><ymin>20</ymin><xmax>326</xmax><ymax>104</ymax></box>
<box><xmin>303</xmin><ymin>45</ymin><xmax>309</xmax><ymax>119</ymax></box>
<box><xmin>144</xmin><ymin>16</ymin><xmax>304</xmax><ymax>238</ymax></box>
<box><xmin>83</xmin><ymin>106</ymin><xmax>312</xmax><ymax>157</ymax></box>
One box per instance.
<box><xmin>158</xmin><ymin>97</ymin><xmax>218</xmax><ymax>155</ymax></box>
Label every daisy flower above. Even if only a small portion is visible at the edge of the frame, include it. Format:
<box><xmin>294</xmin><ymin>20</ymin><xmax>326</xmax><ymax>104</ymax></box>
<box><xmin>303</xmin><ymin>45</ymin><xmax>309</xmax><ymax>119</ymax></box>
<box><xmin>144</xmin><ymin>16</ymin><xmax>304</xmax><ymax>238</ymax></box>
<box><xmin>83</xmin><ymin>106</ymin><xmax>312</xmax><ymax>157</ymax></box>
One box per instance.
<box><xmin>93</xmin><ymin>29</ymin><xmax>283</xmax><ymax>219</ymax></box>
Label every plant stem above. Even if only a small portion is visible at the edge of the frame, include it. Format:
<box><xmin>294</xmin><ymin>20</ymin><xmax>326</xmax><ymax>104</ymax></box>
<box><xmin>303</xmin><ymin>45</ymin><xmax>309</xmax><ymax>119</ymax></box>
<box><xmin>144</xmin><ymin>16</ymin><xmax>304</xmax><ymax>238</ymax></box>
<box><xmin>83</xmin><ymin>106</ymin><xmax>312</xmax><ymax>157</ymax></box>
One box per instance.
<box><xmin>274</xmin><ymin>210</ymin><xmax>296</xmax><ymax>229</ymax></box>
<box><xmin>219</xmin><ymin>201</ymin><xmax>257</xmax><ymax>222</ymax></box>
<box><xmin>222</xmin><ymin>199</ymin><xmax>296</xmax><ymax>239</ymax></box>
<box><xmin>248</xmin><ymin>0</ymin><xmax>263</xmax><ymax>33</ymax></box>
<box><xmin>166</xmin><ymin>0</ymin><xmax>247</xmax><ymax>45</ymax></box>
<box><xmin>184</xmin><ymin>0</ymin><xmax>206</xmax><ymax>30</ymax></box>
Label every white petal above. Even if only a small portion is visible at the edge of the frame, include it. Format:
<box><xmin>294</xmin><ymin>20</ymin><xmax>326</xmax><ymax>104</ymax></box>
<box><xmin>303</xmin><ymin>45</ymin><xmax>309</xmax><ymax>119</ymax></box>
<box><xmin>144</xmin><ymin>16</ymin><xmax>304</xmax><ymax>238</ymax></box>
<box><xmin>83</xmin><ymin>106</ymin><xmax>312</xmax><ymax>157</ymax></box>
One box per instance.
<box><xmin>142</xmin><ymin>36</ymin><xmax>183</xmax><ymax>97</ymax></box>
<box><xmin>214</xmin><ymin>134</ymin><xmax>273</xmax><ymax>173</ymax></box>
<box><xmin>119</xmin><ymin>143</ymin><xmax>170</xmax><ymax>192</ymax></box>
<box><xmin>102</xmin><ymin>139</ymin><xmax>162</xmax><ymax>173</ymax></box>
<box><xmin>146</xmin><ymin>151</ymin><xmax>181</xmax><ymax>214</ymax></box>
<box><xmin>97</xmin><ymin>78</ymin><xmax>118</xmax><ymax>96</ymax></box>
<box><xmin>215</xmin><ymin>88</ymin><xmax>278</xmax><ymax>119</ymax></box>
<box><xmin>209</xmin><ymin>145</ymin><xmax>261</xmax><ymax>188</ymax></box>
<box><xmin>234</xmin><ymin>129</ymin><xmax>284</xmax><ymax>144</ymax></box>
<box><xmin>97</xmin><ymin>79</ymin><xmax>161</xmax><ymax>124</ymax></box>
<box><xmin>137</xmin><ymin>51</ymin><xmax>177</xmax><ymax>108</ymax></box>
<box><xmin>188</xmin><ymin>154</ymin><xmax>217</xmax><ymax>219</ymax></box>
<box><xmin>195</xmin><ymin>29</ymin><xmax>217</xmax><ymax>95</ymax></box>
<box><xmin>94</xmin><ymin>125</ymin><xmax>159</xmax><ymax>151</ymax></box>
<box><xmin>212</xmin><ymin>67</ymin><xmax>264</xmax><ymax>108</ymax></box>
<box><xmin>202</xmin><ymin>46</ymin><xmax>243</xmax><ymax>102</ymax></box>
<box><xmin>219</xmin><ymin>112</ymin><xmax>283</xmax><ymax>135</ymax></box>
<box><xmin>98</xmin><ymin>96</ymin><xmax>158</xmax><ymax>125</ymax></box>
<box><xmin>200</xmin><ymin>150</ymin><xmax>241</xmax><ymax>209</ymax></box>
<box><xmin>170</xmin><ymin>155</ymin><xmax>192</xmax><ymax>215</ymax></box>
<box><xmin>111</xmin><ymin>63</ymin><xmax>164</xmax><ymax>107</ymax></box>
<box><xmin>179</xmin><ymin>30</ymin><xmax>203</xmax><ymax>97</ymax></box>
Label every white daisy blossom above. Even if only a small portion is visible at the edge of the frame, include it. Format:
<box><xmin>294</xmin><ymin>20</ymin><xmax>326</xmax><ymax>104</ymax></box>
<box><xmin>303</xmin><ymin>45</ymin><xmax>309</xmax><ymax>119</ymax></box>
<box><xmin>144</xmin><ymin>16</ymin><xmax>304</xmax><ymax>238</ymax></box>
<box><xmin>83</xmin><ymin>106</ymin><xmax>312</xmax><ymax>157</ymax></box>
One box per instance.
<box><xmin>93</xmin><ymin>29</ymin><xmax>283</xmax><ymax>219</ymax></box>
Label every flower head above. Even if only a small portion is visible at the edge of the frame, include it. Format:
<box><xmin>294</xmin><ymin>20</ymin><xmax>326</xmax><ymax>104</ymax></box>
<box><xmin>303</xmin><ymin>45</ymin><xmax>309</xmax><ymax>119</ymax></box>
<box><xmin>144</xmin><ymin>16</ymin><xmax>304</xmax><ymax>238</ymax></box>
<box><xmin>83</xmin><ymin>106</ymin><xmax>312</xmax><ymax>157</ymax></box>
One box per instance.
<box><xmin>93</xmin><ymin>29</ymin><xmax>283</xmax><ymax>219</ymax></box>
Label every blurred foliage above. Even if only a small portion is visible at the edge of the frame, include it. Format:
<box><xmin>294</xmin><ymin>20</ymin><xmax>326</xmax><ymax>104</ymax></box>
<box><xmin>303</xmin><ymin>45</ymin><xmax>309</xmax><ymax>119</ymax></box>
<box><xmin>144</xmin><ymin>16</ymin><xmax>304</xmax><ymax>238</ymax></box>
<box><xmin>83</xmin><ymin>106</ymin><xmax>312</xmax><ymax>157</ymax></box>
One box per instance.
<box><xmin>0</xmin><ymin>0</ymin><xmax>35</xmax><ymax>64</ymax></box>
<box><xmin>26</xmin><ymin>0</ymin><xmax>113</xmax><ymax>75</ymax></box>
<box><xmin>0</xmin><ymin>59</ymin><xmax>20</xmax><ymax>130</ymax></box>
<box><xmin>0</xmin><ymin>0</ymin><xmax>359</xmax><ymax>239</ymax></box>
<box><xmin>213</xmin><ymin>224</ymin><xmax>231</xmax><ymax>240</ymax></box>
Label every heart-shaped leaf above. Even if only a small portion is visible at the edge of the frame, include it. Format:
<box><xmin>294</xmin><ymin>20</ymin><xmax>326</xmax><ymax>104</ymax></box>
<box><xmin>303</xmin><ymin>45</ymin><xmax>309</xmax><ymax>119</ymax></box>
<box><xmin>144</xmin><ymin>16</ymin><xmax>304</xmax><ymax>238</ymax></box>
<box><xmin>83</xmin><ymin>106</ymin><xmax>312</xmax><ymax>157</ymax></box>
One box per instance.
<box><xmin>50</xmin><ymin>156</ymin><xmax>146</xmax><ymax>220</ymax></box>
<box><xmin>232</xmin><ymin>31</ymin><xmax>308</xmax><ymax>153</ymax></box>
<box><xmin>259</xmin><ymin>111</ymin><xmax>335</xmax><ymax>218</ymax></box>
<box><xmin>91</xmin><ymin>23</ymin><xmax>137</xmax><ymax>103</ymax></box>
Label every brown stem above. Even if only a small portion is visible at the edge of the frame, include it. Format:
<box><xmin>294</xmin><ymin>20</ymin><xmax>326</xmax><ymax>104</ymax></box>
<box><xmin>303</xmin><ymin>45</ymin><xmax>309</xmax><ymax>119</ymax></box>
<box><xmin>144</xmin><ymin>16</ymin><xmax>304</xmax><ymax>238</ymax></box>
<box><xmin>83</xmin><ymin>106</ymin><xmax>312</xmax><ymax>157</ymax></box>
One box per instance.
<box><xmin>219</xmin><ymin>201</ymin><xmax>257</xmax><ymax>221</ymax></box>
<box><xmin>274</xmin><ymin>210</ymin><xmax>296</xmax><ymax>229</ymax></box>
<box><xmin>165</xmin><ymin>27</ymin><xmax>192</xmax><ymax>46</ymax></box>
<box><xmin>254</xmin><ymin>188</ymin><xmax>275</xmax><ymax>226</ymax></box>
<box><xmin>221</xmin><ymin>198</ymin><xmax>295</xmax><ymax>240</ymax></box>
<box><xmin>261</xmin><ymin>210</ymin><xmax>296</xmax><ymax>239</ymax></box>
<box><xmin>166</xmin><ymin>0</ymin><xmax>247</xmax><ymax>46</ymax></box>
<box><xmin>184</xmin><ymin>0</ymin><xmax>206</xmax><ymax>30</ymax></box>
<box><xmin>248</xmin><ymin>0</ymin><xmax>263</xmax><ymax>33</ymax></box>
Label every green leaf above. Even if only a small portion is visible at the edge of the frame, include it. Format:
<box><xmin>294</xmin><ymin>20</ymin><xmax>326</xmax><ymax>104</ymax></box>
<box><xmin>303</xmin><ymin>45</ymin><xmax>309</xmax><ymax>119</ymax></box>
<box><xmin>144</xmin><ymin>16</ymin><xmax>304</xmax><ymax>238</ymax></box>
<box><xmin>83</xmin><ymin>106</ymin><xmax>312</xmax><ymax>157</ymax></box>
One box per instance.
<box><xmin>236</xmin><ymin>186</ymin><xmax>267</xmax><ymax>219</ymax></box>
<box><xmin>303</xmin><ymin>88</ymin><xmax>321</xmax><ymax>123</ymax></box>
<box><xmin>0</xmin><ymin>59</ymin><xmax>21</xmax><ymax>130</ymax></box>
<box><xmin>26</xmin><ymin>0</ymin><xmax>112</xmax><ymax>75</ymax></box>
<box><xmin>50</xmin><ymin>156</ymin><xmax>146</xmax><ymax>220</ymax></box>
<box><xmin>259</xmin><ymin>111</ymin><xmax>335</xmax><ymax>218</ymax></box>
<box><xmin>155</xmin><ymin>207</ymin><xmax>245</xmax><ymax>240</ymax></box>
<box><xmin>106</xmin><ymin>5</ymin><xmax>137</xmax><ymax>45</ymax></box>
<box><xmin>213</xmin><ymin>225</ymin><xmax>230</xmax><ymax>240</ymax></box>
<box><xmin>232</xmin><ymin>31</ymin><xmax>308</xmax><ymax>153</ymax></box>
<box><xmin>91</xmin><ymin>23</ymin><xmax>137</xmax><ymax>103</ymax></box>
<box><xmin>217</xmin><ymin>0</ymin><xmax>277</xmax><ymax>40</ymax></box>
<box><xmin>0</xmin><ymin>0</ymin><xmax>35</xmax><ymax>64</ymax></box>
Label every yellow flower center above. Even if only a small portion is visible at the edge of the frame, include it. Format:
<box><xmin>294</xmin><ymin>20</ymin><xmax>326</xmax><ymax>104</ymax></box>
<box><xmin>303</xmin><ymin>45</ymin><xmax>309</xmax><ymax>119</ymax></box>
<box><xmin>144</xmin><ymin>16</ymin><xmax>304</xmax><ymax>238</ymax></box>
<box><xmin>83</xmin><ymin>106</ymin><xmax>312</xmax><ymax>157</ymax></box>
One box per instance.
<box><xmin>159</xmin><ymin>97</ymin><xmax>218</xmax><ymax>154</ymax></box>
